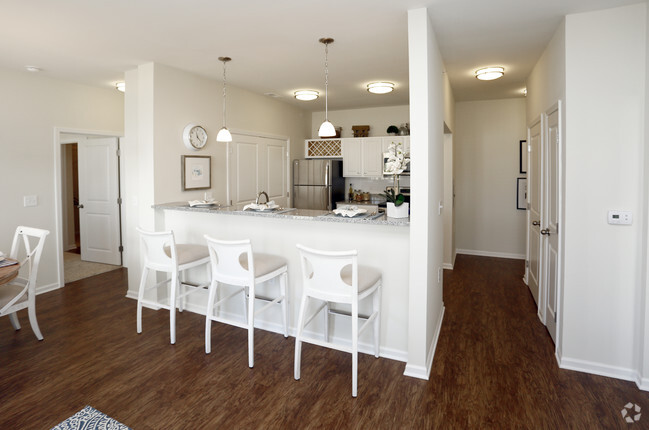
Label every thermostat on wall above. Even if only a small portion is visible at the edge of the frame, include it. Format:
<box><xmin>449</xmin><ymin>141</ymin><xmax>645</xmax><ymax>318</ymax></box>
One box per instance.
<box><xmin>607</xmin><ymin>210</ymin><xmax>632</xmax><ymax>225</ymax></box>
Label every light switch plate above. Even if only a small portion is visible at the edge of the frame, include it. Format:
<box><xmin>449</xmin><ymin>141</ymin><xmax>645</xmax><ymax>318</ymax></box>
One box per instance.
<box><xmin>607</xmin><ymin>210</ymin><xmax>632</xmax><ymax>225</ymax></box>
<box><xmin>23</xmin><ymin>195</ymin><xmax>37</xmax><ymax>207</ymax></box>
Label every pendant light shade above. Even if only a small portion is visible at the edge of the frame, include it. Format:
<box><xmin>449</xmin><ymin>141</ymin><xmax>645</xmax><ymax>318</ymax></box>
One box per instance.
<box><xmin>318</xmin><ymin>120</ymin><xmax>335</xmax><ymax>137</ymax></box>
<box><xmin>216</xmin><ymin>127</ymin><xmax>232</xmax><ymax>142</ymax></box>
<box><xmin>318</xmin><ymin>37</ymin><xmax>336</xmax><ymax>138</ymax></box>
<box><xmin>217</xmin><ymin>56</ymin><xmax>232</xmax><ymax>142</ymax></box>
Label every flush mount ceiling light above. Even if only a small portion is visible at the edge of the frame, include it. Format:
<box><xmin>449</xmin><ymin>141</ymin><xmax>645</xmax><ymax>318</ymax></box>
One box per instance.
<box><xmin>216</xmin><ymin>56</ymin><xmax>232</xmax><ymax>143</ymax></box>
<box><xmin>294</xmin><ymin>90</ymin><xmax>319</xmax><ymax>101</ymax></box>
<box><xmin>115</xmin><ymin>82</ymin><xmax>125</xmax><ymax>92</ymax></box>
<box><xmin>367</xmin><ymin>82</ymin><xmax>394</xmax><ymax>94</ymax></box>
<box><xmin>25</xmin><ymin>66</ymin><xmax>41</xmax><ymax>72</ymax></box>
<box><xmin>475</xmin><ymin>66</ymin><xmax>505</xmax><ymax>81</ymax></box>
<box><xmin>318</xmin><ymin>37</ymin><xmax>336</xmax><ymax>138</ymax></box>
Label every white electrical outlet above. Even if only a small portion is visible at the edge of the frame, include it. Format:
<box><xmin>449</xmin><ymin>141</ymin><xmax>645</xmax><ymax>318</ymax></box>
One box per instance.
<box><xmin>607</xmin><ymin>210</ymin><xmax>632</xmax><ymax>225</ymax></box>
<box><xmin>23</xmin><ymin>195</ymin><xmax>37</xmax><ymax>207</ymax></box>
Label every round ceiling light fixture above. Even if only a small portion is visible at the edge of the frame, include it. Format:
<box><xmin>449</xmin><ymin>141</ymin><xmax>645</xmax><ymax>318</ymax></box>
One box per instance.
<box><xmin>25</xmin><ymin>66</ymin><xmax>41</xmax><ymax>72</ymax></box>
<box><xmin>475</xmin><ymin>66</ymin><xmax>504</xmax><ymax>81</ymax></box>
<box><xmin>294</xmin><ymin>90</ymin><xmax>319</xmax><ymax>101</ymax></box>
<box><xmin>367</xmin><ymin>82</ymin><xmax>394</xmax><ymax>94</ymax></box>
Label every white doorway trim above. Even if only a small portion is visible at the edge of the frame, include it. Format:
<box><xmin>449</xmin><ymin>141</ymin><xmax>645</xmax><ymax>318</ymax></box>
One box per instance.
<box><xmin>53</xmin><ymin>127</ymin><xmax>124</xmax><ymax>288</ymax></box>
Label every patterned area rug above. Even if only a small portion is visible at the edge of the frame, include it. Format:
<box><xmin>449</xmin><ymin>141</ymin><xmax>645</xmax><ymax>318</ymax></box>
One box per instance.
<box><xmin>51</xmin><ymin>406</ymin><xmax>130</xmax><ymax>430</ymax></box>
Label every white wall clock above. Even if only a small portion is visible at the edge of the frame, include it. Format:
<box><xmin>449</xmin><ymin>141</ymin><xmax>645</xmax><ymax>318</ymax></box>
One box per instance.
<box><xmin>182</xmin><ymin>124</ymin><xmax>208</xmax><ymax>150</ymax></box>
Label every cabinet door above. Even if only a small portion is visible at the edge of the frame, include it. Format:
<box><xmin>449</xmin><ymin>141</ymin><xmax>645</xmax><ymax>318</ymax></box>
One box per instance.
<box><xmin>342</xmin><ymin>138</ymin><xmax>362</xmax><ymax>177</ymax></box>
<box><xmin>362</xmin><ymin>138</ymin><xmax>383</xmax><ymax>177</ymax></box>
<box><xmin>382</xmin><ymin>136</ymin><xmax>407</xmax><ymax>153</ymax></box>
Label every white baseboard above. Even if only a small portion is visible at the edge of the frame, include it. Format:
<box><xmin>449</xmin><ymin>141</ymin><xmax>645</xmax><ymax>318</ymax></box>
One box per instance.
<box><xmin>456</xmin><ymin>249</ymin><xmax>525</xmax><ymax>260</ymax></box>
<box><xmin>442</xmin><ymin>263</ymin><xmax>453</xmax><ymax>270</ymax></box>
<box><xmin>36</xmin><ymin>283</ymin><xmax>61</xmax><ymax>295</ymax></box>
<box><xmin>403</xmin><ymin>305</ymin><xmax>445</xmax><ymax>380</ymax></box>
<box><xmin>125</xmin><ymin>294</ymin><xmax>409</xmax><ymax>363</ymax></box>
<box><xmin>559</xmin><ymin>356</ymin><xmax>638</xmax><ymax>384</ymax></box>
<box><xmin>636</xmin><ymin>375</ymin><xmax>649</xmax><ymax>391</ymax></box>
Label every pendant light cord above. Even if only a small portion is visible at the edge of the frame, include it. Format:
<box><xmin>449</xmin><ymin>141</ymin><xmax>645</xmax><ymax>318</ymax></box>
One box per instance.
<box><xmin>324</xmin><ymin>42</ymin><xmax>329</xmax><ymax>121</ymax></box>
<box><xmin>222</xmin><ymin>60</ymin><xmax>227</xmax><ymax>127</ymax></box>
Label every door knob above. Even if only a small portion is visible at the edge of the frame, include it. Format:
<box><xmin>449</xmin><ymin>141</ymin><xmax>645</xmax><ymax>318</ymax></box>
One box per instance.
<box><xmin>540</xmin><ymin>228</ymin><xmax>551</xmax><ymax>236</ymax></box>
<box><xmin>77</xmin><ymin>204</ymin><xmax>84</xmax><ymax>209</ymax></box>
<box><xmin>532</xmin><ymin>221</ymin><xmax>540</xmax><ymax>226</ymax></box>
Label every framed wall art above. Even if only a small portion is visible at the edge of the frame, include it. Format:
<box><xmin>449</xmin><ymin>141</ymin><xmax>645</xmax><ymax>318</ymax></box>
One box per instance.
<box><xmin>181</xmin><ymin>155</ymin><xmax>211</xmax><ymax>190</ymax></box>
<box><xmin>519</xmin><ymin>140</ymin><xmax>528</xmax><ymax>174</ymax></box>
<box><xmin>517</xmin><ymin>177</ymin><xmax>527</xmax><ymax>210</ymax></box>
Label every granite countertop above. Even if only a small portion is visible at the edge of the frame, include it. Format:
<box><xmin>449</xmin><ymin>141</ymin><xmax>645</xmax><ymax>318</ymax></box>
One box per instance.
<box><xmin>153</xmin><ymin>202</ymin><xmax>409</xmax><ymax>226</ymax></box>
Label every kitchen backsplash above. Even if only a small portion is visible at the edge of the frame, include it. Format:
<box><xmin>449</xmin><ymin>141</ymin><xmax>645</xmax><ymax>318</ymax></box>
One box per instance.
<box><xmin>345</xmin><ymin>176</ymin><xmax>410</xmax><ymax>195</ymax></box>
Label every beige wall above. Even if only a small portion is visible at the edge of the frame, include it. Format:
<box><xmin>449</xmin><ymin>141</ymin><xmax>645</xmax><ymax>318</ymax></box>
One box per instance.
<box><xmin>454</xmin><ymin>98</ymin><xmax>527</xmax><ymax>258</ymax></box>
<box><xmin>561</xmin><ymin>4</ymin><xmax>647</xmax><ymax>375</ymax></box>
<box><xmin>123</xmin><ymin>63</ymin><xmax>310</xmax><ymax>295</ymax></box>
<box><xmin>0</xmin><ymin>67</ymin><xmax>124</xmax><ymax>290</ymax></box>
<box><xmin>310</xmin><ymin>105</ymin><xmax>409</xmax><ymax>140</ymax></box>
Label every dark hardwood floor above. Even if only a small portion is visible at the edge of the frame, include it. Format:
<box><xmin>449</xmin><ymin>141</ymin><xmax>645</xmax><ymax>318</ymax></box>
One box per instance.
<box><xmin>0</xmin><ymin>255</ymin><xmax>645</xmax><ymax>429</ymax></box>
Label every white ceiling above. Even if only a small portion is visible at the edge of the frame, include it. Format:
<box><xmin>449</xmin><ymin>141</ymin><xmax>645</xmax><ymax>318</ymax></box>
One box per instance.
<box><xmin>0</xmin><ymin>0</ymin><xmax>642</xmax><ymax>110</ymax></box>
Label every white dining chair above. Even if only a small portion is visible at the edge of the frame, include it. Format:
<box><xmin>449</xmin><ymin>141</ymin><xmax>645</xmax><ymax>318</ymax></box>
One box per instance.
<box><xmin>204</xmin><ymin>235</ymin><xmax>288</xmax><ymax>368</ymax></box>
<box><xmin>0</xmin><ymin>226</ymin><xmax>50</xmax><ymax>340</ymax></box>
<box><xmin>294</xmin><ymin>244</ymin><xmax>381</xmax><ymax>397</ymax></box>
<box><xmin>136</xmin><ymin>228</ymin><xmax>210</xmax><ymax>344</ymax></box>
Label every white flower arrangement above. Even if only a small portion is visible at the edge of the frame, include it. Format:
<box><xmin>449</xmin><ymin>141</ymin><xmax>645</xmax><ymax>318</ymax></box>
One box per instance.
<box><xmin>383</xmin><ymin>141</ymin><xmax>410</xmax><ymax>175</ymax></box>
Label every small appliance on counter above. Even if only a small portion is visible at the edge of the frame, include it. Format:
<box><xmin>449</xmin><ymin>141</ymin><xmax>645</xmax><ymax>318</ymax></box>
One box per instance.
<box><xmin>293</xmin><ymin>159</ymin><xmax>345</xmax><ymax>210</ymax></box>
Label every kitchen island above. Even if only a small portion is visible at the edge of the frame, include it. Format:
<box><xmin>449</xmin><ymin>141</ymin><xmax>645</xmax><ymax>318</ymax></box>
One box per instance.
<box><xmin>152</xmin><ymin>202</ymin><xmax>410</xmax><ymax>362</ymax></box>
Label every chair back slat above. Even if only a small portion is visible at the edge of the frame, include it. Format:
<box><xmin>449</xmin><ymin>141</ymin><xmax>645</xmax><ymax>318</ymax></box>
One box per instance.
<box><xmin>296</xmin><ymin>244</ymin><xmax>358</xmax><ymax>300</ymax></box>
<box><xmin>9</xmin><ymin>226</ymin><xmax>49</xmax><ymax>291</ymax></box>
<box><xmin>137</xmin><ymin>228</ymin><xmax>176</xmax><ymax>270</ymax></box>
<box><xmin>204</xmin><ymin>236</ymin><xmax>254</xmax><ymax>286</ymax></box>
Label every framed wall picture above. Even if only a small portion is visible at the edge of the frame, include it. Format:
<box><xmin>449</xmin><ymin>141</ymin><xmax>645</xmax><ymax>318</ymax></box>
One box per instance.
<box><xmin>517</xmin><ymin>177</ymin><xmax>527</xmax><ymax>210</ymax></box>
<box><xmin>181</xmin><ymin>155</ymin><xmax>211</xmax><ymax>190</ymax></box>
<box><xmin>519</xmin><ymin>140</ymin><xmax>528</xmax><ymax>174</ymax></box>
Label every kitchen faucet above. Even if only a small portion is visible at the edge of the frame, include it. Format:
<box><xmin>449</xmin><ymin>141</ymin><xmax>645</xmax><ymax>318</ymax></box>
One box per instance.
<box><xmin>255</xmin><ymin>191</ymin><xmax>269</xmax><ymax>205</ymax></box>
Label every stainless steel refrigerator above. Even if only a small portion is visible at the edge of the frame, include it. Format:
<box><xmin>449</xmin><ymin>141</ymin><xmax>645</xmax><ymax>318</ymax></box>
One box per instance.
<box><xmin>292</xmin><ymin>159</ymin><xmax>345</xmax><ymax>210</ymax></box>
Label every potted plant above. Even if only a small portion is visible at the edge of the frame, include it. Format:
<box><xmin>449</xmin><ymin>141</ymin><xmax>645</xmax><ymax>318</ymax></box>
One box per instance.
<box><xmin>382</xmin><ymin>141</ymin><xmax>410</xmax><ymax>218</ymax></box>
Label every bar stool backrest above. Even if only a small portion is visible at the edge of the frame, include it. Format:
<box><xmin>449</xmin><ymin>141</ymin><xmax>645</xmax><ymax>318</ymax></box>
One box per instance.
<box><xmin>137</xmin><ymin>228</ymin><xmax>177</xmax><ymax>271</ymax></box>
<box><xmin>204</xmin><ymin>237</ymin><xmax>254</xmax><ymax>287</ymax></box>
<box><xmin>296</xmin><ymin>244</ymin><xmax>358</xmax><ymax>304</ymax></box>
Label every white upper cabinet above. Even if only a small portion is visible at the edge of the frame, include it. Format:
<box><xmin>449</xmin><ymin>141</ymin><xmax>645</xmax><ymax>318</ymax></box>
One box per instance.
<box><xmin>342</xmin><ymin>138</ymin><xmax>362</xmax><ymax>176</ymax></box>
<box><xmin>342</xmin><ymin>137</ymin><xmax>383</xmax><ymax>177</ymax></box>
<box><xmin>381</xmin><ymin>136</ymin><xmax>410</xmax><ymax>154</ymax></box>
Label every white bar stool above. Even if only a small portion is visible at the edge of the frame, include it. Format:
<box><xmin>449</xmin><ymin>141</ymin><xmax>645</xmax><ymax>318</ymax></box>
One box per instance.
<box><xmin>294</xmin><ymin>244</ymin><xmax>382</xmax><ymax>397</ymax></box>
<box><xmin>136</xmin><ymin>228</ymin><xmax>210</xmax><ymax>344</ymax></box>
<box><xmin>204</xmin><ymin>235</ymin><xmax>289</xmax><ymax>368</ymax></box>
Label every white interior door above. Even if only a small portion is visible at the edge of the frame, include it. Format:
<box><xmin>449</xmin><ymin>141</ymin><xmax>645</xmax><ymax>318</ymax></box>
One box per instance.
<box><xmin>228</xmin><ymin>134</ymin><xmax>288</xmax><ymax>207</ymax></box>
<box><xmin>78</xmin><ymin>137</ymin><xmax>121</xmax><ymax>265</ymax></box>
<box><xmin>543</xmin><ymin>105</ymin><xmax>561</xmax><ymax>343</ymax></box>
<box><xmin>527</xmin><ymin>120</ymin><xmax>542</xmax><ymax>305</ymax></box>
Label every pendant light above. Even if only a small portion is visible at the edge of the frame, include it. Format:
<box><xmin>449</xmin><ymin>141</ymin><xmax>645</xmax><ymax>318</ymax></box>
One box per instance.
<box><xmin>216</xmin><ymin>56</ymin><xmax>233</xmax><ymax>142</ymax></box>
<box><xmin>318</xmin><ymin>37</ymin><xmax>336</xmax><ymax>138</ymax></box>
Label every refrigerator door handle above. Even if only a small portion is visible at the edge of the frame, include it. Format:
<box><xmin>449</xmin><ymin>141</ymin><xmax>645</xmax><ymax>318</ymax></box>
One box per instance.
<box><xmin>324</xmin><ymin>162</ymin><xmax>330</xmax><ymax>187</ymax></box>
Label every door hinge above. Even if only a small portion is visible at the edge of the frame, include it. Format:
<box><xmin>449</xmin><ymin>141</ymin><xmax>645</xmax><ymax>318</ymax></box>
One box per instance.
<box><xmin>117</xmin><ymin>197</ymin><xmax>122</xmax><ymax>205</ymax></box>
<box><xmin>116</xmin><ymin>148</ymin><xmax>121</xmax><ymax>157</ymax></box>
<box><xmin>527</xmin><ymin>203</ymin><xmax>530</xmax><ymax>210</ymax></box>
<box><xmin>118</xmin><ymin>245</ymin><xmax>124</xmax><ymax>252</ymax></box>
<box><xmin>525</xmin><ymin>260</ymin><xmax>529</xmax><ymax>268</ymax></box>
<box><xmin>554</xmin><ymin>313</ymin><xmax>557</xmax><ymax>323</ymax></box>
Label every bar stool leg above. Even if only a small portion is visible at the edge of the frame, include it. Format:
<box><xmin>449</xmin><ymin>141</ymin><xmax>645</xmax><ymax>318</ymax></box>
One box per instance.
<box><xmin>280</xmin><ymin>271</ymin><xmax>288</xmax><ymax>338</ymax></box>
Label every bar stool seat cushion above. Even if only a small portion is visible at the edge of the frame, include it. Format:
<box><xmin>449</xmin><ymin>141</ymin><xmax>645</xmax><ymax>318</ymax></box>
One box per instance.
<box><xmin>239</xmin><ymin>253</ymin><xmax>288</xmax><ymax>277</ymax></box>
<box><xmin>340</xmin><ymin>265</ymin><xmax>381</xmax><ymax>292</ymax></box>
<box><xmin>164</xmin><ymin>244</ymin><xmax>210</xmax><ymax>266</ymax></box>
